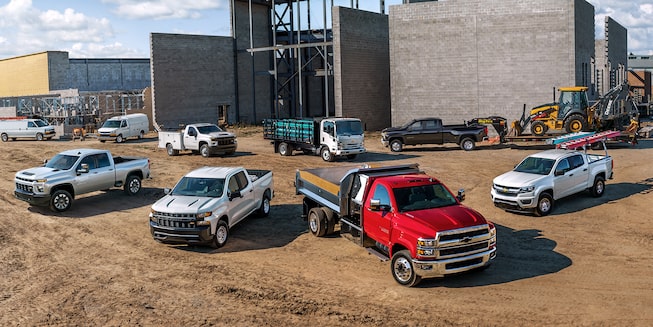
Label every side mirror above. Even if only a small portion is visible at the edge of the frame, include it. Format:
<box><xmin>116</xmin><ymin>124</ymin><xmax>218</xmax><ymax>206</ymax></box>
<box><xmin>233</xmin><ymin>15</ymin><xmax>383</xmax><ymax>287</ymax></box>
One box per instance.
<box><xmin>76</xmin><ymin>163</ymin><xmax>89</xmax><ymax>174</ymax></box>
<box><xmin>554</xmin><ymin>170</ymin><xmax>565</xmax><ymax>176</ymax></box>
<box><xmin>228</xmin><ymin>191</ymin><xmax>241</xmax><ymax>201</ymax></box>
<box><xmin>369</xmin><ymin>199</ymin><xmax>381</xmax><ymax>211</ymax></box>
<box><xmin>164</xmin><ymin>188</ymin><xmax>171</xmax><ymax>195</ymax></box>
<box><xmin>457</xmin><ymin>189</ymin><xmax>465</xmax><ymax>202</ymax></box>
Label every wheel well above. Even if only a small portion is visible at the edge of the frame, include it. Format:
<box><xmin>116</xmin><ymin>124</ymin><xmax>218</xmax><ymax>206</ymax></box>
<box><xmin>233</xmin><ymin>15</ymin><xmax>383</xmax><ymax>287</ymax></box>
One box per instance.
<box><xmin>127</xmin><ymin>170</ymin><xmax>143</xmax><ymax>180</ymax></box>
<box><xmin>302</xmin><ymin>197</ymin><xmax>319</xmax><ymax>219</ymax></box>
<box><xmin>390</xmin><ymin>243</ymin><xmax>409</xmax><ymax>258</ymax></box>
<box><xmin>540</xmin><ymin>189</ymin><xmax>553</xmax><ymax>199</ymax></box>
<box><xmin>595</xmin><ymin>172</ymin><xmax>605</xmax><ymax>180</ymax></box>
<box><xmin>51</xmin><ymin>184</ymin><xmax>75</xmax><ymax>198</ymax></box>
<box><xmin>458</xmin><ymin>135</ymin><xmax>474</xmax><ymax>143</ymax></box>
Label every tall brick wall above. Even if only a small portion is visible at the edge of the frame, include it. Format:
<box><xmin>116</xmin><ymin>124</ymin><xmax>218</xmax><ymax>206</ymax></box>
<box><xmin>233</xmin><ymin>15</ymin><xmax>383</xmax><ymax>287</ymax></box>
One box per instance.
<box><xmin>333</xmin><ymin>7</ymin><xmax>390</xmax><ymax>131</ymax></box>
<box><xmin>234</xmin><ymin>1</ymin><xmax>272</xmax><ymax>123</ymax></box>
<box><xmin>47</xmin><ymin>51</ymin><xmax>70</xmax><ymax>92</ymax></box>
<box><xmin>68</xmin><ymin>59</ymin><xmax>150</xmax><ymax>92</ymax></box>
<box><xmin>605</xmin><ymin>17</ymin><xmax>628</xmax><ymax>88</ymax></box>
<box><xmin>150</xmin><ymin>33</ymin><xmax>235</xmax><ymax>130</ymax></box>
<box><xmin>389</xmin><ymin>0</ymin><xmax>594</xmax><ymax>126</ymax></box>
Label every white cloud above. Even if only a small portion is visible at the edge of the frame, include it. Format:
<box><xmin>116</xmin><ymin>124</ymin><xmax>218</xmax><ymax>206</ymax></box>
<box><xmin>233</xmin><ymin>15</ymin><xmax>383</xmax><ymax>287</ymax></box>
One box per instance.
<box><xmin>102</xmin><ymin>0</ymin><xmax>226</xmax><ymax>20</ymax></box>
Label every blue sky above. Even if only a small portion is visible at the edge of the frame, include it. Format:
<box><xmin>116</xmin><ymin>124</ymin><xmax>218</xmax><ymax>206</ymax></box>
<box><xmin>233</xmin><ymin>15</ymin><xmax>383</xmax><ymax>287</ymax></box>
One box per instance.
<box><xmin>0</xmin><ymin>0</ymin><xmax>651</xmax><ymax>60</ymax></box>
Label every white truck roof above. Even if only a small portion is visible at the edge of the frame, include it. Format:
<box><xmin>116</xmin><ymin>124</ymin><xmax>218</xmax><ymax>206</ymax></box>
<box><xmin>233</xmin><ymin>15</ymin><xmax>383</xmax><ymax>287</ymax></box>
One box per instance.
<box><xmin>184</xmin><ymin>166</ymin><xmax>243</xmax><ymax>179</ymax></box>
<box><xmin>527</xmin><ymin>149</ymin><xmax>580</xmax><ymax>160</ymax></box>
<box><xmin>58</xmin><ymin>148</ymin><xmax>109</xmax><ymax>156</ymax></box>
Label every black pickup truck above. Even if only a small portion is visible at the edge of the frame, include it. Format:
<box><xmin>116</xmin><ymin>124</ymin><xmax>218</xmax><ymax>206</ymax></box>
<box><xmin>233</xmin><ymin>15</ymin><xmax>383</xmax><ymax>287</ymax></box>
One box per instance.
<box><xmin>381</xmin><ymin>117</ymin><xmax>487</xmax><ymax>151</ymax></box>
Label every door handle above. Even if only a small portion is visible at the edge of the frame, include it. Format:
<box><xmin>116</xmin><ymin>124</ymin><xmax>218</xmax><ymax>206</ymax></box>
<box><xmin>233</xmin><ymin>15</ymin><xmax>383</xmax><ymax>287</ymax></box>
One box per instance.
<box><xmin>583</xmin><ymin>168</ymin><xmax>587</xmax><ymax>171</ymax></box>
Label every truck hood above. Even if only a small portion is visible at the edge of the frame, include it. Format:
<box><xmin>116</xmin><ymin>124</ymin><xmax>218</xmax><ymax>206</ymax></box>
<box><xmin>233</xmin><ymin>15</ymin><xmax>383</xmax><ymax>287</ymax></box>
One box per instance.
<box><xmin>152</xmin><ymin>195</ymin><xmax>222</xmax><ymax>213</ymax></box>
<box><xmin>98</xmin><ymin>127</ymin><xmax>117</xmax><ymax>133</ymax></box>
<box><xmin>493</xmin><ymin>171</ymin><xmax>545</xmax><ymax>187</ymax></box>
<box><xmin>16</xmin><ymin>167</ymin><xmax>69</xmax><ymax>181</ymax></box>
<box><xmin>403</xmin><ymin>205</ymin><xmax>487</xmax><ymax>232</ymax></box>
<box><xmin>208</xmin><ymin>131</ymin><xmax>235</xmax><ymax>138</ymax></box>
<box><xmin>382</xmin><ymin>126</ymin><xmax>405</xmax><ymax>133</ymax></box>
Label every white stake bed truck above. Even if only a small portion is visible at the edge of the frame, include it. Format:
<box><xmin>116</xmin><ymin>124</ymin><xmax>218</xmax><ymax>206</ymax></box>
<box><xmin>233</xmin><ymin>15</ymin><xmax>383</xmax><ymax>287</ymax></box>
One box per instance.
<box><xmin>159</xmin><ymin>123</ymin><xmax>237</xmax><ymax>157</ymax></box>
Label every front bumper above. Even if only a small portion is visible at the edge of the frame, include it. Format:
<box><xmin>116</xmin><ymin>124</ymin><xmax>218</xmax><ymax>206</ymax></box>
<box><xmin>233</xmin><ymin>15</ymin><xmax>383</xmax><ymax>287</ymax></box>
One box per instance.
<box><xmin>413</xmin><ymin>248</ymin><xmax>496</xmax><ymax>278</ymax></box>
<box><xmin>491</xmin><ymin>189</ymin><xmax>537</xmax><ymax>212</ymax></box>
<box><xmin>334</xmin><ymin>148</ymin><xmax>366</xmax><ymax>156</ymax></box>
<box><xmin>14</xmin><ymin>189</ymin><xmax>51</xmax><ymax>207</ymax></box>
<box><xmin>150</xmin><ymin>222</ymin><xmax>213</xmax><ymax>245</ymax></box>
<box><xmin>208</xmin><ymin>143</ymin><xmax>237</xmax><ymax>155</ymax></box>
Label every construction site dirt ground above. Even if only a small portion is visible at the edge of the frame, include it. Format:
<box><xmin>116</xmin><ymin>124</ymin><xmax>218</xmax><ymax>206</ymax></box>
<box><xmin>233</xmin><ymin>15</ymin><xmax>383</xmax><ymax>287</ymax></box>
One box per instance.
<box><xmin>1</xmin><ymin>127</ymin><xmax>652</xmax><ymax>326</ymax></box>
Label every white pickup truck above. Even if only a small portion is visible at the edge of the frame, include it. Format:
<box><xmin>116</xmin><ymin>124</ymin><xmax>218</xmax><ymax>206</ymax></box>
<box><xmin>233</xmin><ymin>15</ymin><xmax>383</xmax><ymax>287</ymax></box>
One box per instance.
<box><xmin>14</xmin><ymin>149</ymin><xmax>151</xmax><ymax>212</ymax></box>
<box><xmin>158</xmin><ymin>123</ymin><xmax>237</xmax><ymax>157</ymax></box>
<box><xmin>491</xmin><ymin>146</ymin><xmax>613</xmax><ymax>216</ymax></box>
<box><xmin>149</xmin><ymin>167</ymin><xmax>273</xmax><ymax>248</ymax></box>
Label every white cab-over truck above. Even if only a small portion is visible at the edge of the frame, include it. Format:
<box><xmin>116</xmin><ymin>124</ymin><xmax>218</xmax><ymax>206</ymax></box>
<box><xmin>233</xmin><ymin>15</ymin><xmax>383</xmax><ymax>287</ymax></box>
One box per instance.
<box><xmin>159</xmin><ymin>123</ymin><xmax>237</xmax><ymax>157</ymax></box>
<box><xmin>149</xmin><ymin>166</ymin><xmax>273</xmax><ymax>248</ymax></box>
<box><xmin>14</xmin><ymin>148</ymin><xmax>151</xmax><ymax>212</ymax></box>
<box><xmin>491</xmin><ymin>132</ymin><xmax>615</xmax><ymax>216</ymax></box>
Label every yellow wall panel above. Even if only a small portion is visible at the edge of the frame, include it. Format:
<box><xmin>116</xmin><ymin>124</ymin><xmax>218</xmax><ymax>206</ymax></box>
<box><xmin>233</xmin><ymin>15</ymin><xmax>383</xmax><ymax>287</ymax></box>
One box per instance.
<box><xmin>0</xmin><ymin>52</ymin><xmax>51</xmax><ymax>97</ymax></box>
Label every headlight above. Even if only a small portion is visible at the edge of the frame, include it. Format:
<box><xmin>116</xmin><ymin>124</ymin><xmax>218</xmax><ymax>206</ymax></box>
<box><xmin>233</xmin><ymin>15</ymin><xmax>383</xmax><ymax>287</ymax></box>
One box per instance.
<box><xmin>519</xmin><ymin>186</ymin><xmax>535</xmax><ymax>193</ymax></box>
<box><xmin>36</xmin><ymin>179</ymin><xmax>47</xmax><ymax>183</ymax></box>
<box><xmin>196</xmin><ymin>212</ymin><xmax>212</xmax><ymax>219</ymax></box>
<box><xmin>417</xmin><ymin>249</ymin><xmax>434</xmax><ymax>256</ymax></box>
<box><xmin>417</xmin><ymin>239</ymin><xmax>436</xmax><ymax>247</ymax></box>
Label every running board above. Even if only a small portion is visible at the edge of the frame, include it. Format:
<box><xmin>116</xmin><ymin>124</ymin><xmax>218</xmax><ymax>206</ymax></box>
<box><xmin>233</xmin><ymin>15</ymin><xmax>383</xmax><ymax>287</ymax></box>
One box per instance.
<box><xmin>366</xmin><ymin>247</ymin><xmax>389</xmax><ymax>261</ymax></box>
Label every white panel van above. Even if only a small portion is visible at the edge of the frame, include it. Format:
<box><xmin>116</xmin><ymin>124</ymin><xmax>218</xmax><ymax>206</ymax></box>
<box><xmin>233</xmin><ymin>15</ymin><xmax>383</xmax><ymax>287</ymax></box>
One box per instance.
<box><xmin>0</xmin><ymin>118</ymin><xmax>56</xmax><ymax>142</ymax></box>
<box><xmin>98</xmin><ymin>113</ymin><xmax>149</xmax><ymax>143</ymax></box>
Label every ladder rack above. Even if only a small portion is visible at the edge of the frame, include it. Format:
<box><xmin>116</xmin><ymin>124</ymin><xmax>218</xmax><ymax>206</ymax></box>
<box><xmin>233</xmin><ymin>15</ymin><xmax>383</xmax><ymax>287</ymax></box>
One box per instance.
<box><xmin>556</xmin><ymin>130</ymin><xmax>622</xmax><ymax>150</ymax></box>
<box><xmin>546</xmin><ymin>132</ymin><xmax>595</xmax><ymax>145</ymax></box>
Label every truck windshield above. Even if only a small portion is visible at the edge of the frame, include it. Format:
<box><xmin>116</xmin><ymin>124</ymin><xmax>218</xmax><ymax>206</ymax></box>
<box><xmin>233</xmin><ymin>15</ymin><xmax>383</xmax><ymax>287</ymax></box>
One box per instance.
<box><xmin>514</xmin><ymin>157</ymin><xmax>555</xmax><ymax>175</ymax></box>
<box><xmin>102</xmin><ymin>120</ymin><xmax>121</xmax><ymax>128</ymax></box>
<box><xmin>45</xmin><ymin>154</ymin><xmax>79</xmax><ymax>170</ymax></box>
<box><xmin>394</xmin><ymin>184</ymin><xmax>457</xmax><ymax>212</ymax></box>
<box><xmin>172</xmin><ymin>177</ymin><xmax>225</xmax><ymax>197</ymax></box>
<box><xmin>197</xmin><ymin>125</ymin><xmax>223</xmax><ymax>134</ymax></box>
<box><xmin>336</xmin><ymin>120</ymin><xmax>363</xmax><ymax>136</ymax></box>
<box><xmin>34</xmin><ymin>120</ymin><xmax>49</xmax><ymax>127</ymax></box>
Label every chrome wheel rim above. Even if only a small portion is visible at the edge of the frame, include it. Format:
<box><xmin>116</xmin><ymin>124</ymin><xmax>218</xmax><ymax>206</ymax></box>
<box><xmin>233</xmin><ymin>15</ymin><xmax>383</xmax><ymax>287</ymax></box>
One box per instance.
<box><xmin>393</xmin><ymin>257</ymin><xmax>413</xmax><ymax>283</ymax></box>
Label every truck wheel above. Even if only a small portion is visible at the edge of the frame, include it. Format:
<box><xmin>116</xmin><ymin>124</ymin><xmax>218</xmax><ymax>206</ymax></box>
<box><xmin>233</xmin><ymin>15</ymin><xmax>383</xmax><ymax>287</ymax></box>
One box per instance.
<box><xmin>166</xmin><ymin>143</ymin><xmax>179</xmax><ymax>156</ymax></box>
<box><xmin>200</xmin><ymin>144</ymin><xmax>211</xmax><ymax>157</ymax></box>
<box><xmin>564</xmin><ymin>114</ymin><xmax>587</xmax><ymax>133</ymax></box>
<box><xmin>391</xmin><ymin>250</ymin><xmax>421</xmax><ymax>287</ymax></box>
<box><xmin>535</xmin><ymin>193</ymin><xmax>553</xmax><ymax>217</ymax></box>
<box><xmin>50</xmin><ymin>190</ymin><xmax>72</xmax><ymax>212</ymax></box>
<box><xmin>278</xmin><ymin>142</ymin><xmax>292</xmax><ymax>156</ymax></box>
<box><xmin>591</xmin><ymin>176</ymin><xmax>605</xmax><ymax>197</ymax></box>
<box><xmin>531</xmin><ymin>121</ymin><xmax>548</xmax><ymax>136</ymax></box>
<box><xmin>320</xmin><ymin>147</ymin><xmax>334</xmax><ymax>162</ymax></box>
<box><xmin>211</xmin><ymin>220</ymin><xmax>229</xmax><ymax>248</ymax></box>
<box><xmin>257</xmin><ymin>192</ymin><xmax>271</xmax><ymax>217</ymax></box>
<box><xmin>36</xmin><ymin>133</ymin><xmax>44</xmax><ymax>141</ymax></box>
<box><xmin>124</xmin><ymin>175</ymin><xmax>142</xmax><ymax>195</ymax></box>
<box><xmin>308</xmin><ymin>207</ymin><xmax>327</xmax><ymax>237</ymax></box>
<box><xmin>321</xmin><ymin>207</ymin><xmax>336</xmax><ymax>235</ymax></box>
<box><xmin>1</xmin><ymin>133</ymin><xmax>8</xmax><ymax>142</ymax></box>
<box><xmin>138</xmin><ymin>131</ymin><xmax>145</xmax><ymax>139</ymax></box>
<box><xmin>116</xmin><ymin>134</ymin><xmax>124</xmax><ymax>143</ymax></box>
<box><xmin>460</xmin><ymin>137</ymin><xmax>476</xmax><ymax>151</ymax></box>
<box><xmin>390</xmin><ymin>139</ymin><xmax>403</xmax><ymax>152</ymax></box>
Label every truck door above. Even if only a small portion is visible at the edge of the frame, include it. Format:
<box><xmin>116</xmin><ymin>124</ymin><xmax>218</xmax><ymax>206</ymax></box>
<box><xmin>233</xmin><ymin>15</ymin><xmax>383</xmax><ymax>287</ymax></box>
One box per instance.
<box><xmin>226</xmin><ymin>171</ymin><xmax>255</xmax><ymax>226</ymax></box>
<box><xmin>74</xmin><ymin>153</ymin><xmax>116</xmax><ymax>194</ymax></box>
<box><xmin>321</xmin><ymin>120</ymin><xmax>337</xmax><ymax>150</ymax></box>
<box><xmin>552</xmin><ymin>158</ymin><xmax>576</xmax><ymax>198</ymax></box>
<box><xmin>403</xmin><ymin>121</ymin><xmax>424</xmax><ymax>145</ymax></box>
<box><xmin>422</xmin><ymin>119</ymin><xmax>444</xmax><ymax>144</ymax></box>
<box><xmin>363</xmin><ymin>183</ymin><xmax>393</xmax><ymax>245</ymax></box>
<box><xmin>183</xmin><ymin>126</ymin><xmax>200</xmax><ymax>150</ymax></box>
<box><xmin>566</xmin><ymin>154</ymin><xmax>589</xmax><ymax>194</ymax></box>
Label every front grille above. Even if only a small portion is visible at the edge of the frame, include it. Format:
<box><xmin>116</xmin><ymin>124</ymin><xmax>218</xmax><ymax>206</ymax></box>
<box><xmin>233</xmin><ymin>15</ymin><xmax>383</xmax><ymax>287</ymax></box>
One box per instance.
<box><xmin>152</xmin><ymin>211</ymin><xmax>197</xmax><ymax>229</ymax></box>
<box><xmin>434</xmin><ymin>225</ymin><xmax>492</xmax><ymax>259</ymax></box>
<box><xmin>445</xmin><ymin>258</ymin><xmax>483</xmax><ymax>270</ymax></box>
<box><xmin>439</xmin><ymin>242</ymin><xmax>488</xmax><ymax>257</ymax></box>
<box><xmin>494</xmin><ymin>184</ymin><xmax>520</xmax><ymax>196</ymax></box>
<box><xmin>217</xmin><ymin>138</ymin><xmax>235</xmax><ymax>145</ymax></box>
<box><xmin>16</xmin><ymin>176</ymin><xmax>33</xmax><ymax>182</ymax></box>
<box><xmin>440</xmin><ymin>229</ymin><xmax>488</xmax><ymax>242</ymax></box>
<box><xmin>16</xmin><ymin>183</ymin><xmax>33</xmax><ymax>193</ymax></box>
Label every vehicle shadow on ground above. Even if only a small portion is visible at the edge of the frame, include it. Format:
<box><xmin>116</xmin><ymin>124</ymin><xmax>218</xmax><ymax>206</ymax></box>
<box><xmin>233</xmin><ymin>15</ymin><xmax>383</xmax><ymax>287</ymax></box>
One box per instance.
<box><xmin>551</xmin><ymin>179</ymin><xmax>653</xmax><ymax>215</ymax></box>
<box><xmin>27</xmin><ymin>187</ymin><xmax>164</xmax><ymax>217</ymax></box>
<box><xmin>416</xmin><ymin>224</ymin><xmax>572</xmax><ymax>288</ymax></box>
<box><xmin>353</xmin><ymin>151</ymin><xmax>420</xmax><ymax>162</ymax></box>
<box><xmin>174</xmin><ymin>204</ymin><xmax>305</xmax><ymax>254</ymax></box>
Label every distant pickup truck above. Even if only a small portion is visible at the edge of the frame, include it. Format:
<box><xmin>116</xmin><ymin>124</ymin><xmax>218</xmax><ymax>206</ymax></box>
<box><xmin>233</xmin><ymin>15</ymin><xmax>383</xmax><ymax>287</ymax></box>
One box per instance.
<box><xmin>149</xmin><ymin>166</ymin><xmax>273</xmax><ymax>248</ymax></box>
<box><xmin>381</xmin><ymin>117</ymin><xmax>487</xmax><ymax>151</ymax></box>
<box><xmin>491</xmin><ymin>134</ymin><xmax>613</xmax><ymax>216</ymax></box>
<box><xmin>14</xmin><ymin>149</ymin><xmax>151</xmax><ymax>212</ymax></box>
<box><xmin>159</xmin><ymin>123</ymin><xmax>237</xmax><ymax>157</ymax></box>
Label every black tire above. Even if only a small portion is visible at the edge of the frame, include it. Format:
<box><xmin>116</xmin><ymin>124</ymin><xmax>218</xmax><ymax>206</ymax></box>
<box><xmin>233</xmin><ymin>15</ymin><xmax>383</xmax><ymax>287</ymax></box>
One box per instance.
<box><xmin>321</xmin><ymin>207</ymin><xmax>336</xmax><ymax>235</ymax></box>
<box><xmin>50</xmin><ymin>189</ymin><xmax>73</xmax><ymax>212</ymax></box>
<box><xmin>166</xmin><ymin>143</ymin><xmax>179</xmax><ymax>156</ymax></box>
<box><xmin>124</xmin><ymin>175</ymin><xmax>142</xmax><ymax>195</ymax></box>
<box><xmin>211</xmin><ymin>220</ymin><xmax>229</xmax><ymax>248</ymax></box>
<box><xmin>1</xmin><ymin>133</ymin><xmax>8</xmax><ymax>142</ymax></box>
<box><xmin>390</xmin><ymin>139</ymin><xmax>403</xmax><ymax>152</ymax></box>
<box><xmin>460</xmin><ymin>137</ymin><xmax>476</xmax><ymax>151</ymax></box>
<box><xmin>564</xmin><ymin>114</ymin><xmax>587</xmax><ymax>133</ymax></box>
<box><xmin>531</xmin><ymin>121</ymin><xmax>548</xmax><ymax>136</ymax></box>
<box><xmin>535</xmin><ymin>193</ymin><xmax>553</xmax><ymax>217</ymax></box>
<box><xmin>391</xmin><ymin>250</ymin><xmax>421</xmax><ymax>287</ymax></box>
<box><xmin>257</xmin><ymin>192</ymin><xmax>271</xmax><ymax>217</ymax></box>
<box><xmin>320</xmin><ymin>147</ymin><xmax>334</xmax><ymax>162</ymax></box>
<box><xmin>200</xmin><ymin>144</ymin><xmax>211</xmax><ymax>157</ymax></box>
<box><xmin>346</xmin><ymin>154</ymin><xmax>357</xmax><ymax>160</ymax></box>
<box><xmin>116</xmin><ymin>134</ymin><xmax>124</xmax><ymax>143</ymax></box>
<box><xmin>100</xmin><ymin>140</ymin><xmax>106</xmax><ymax>143</ymax></box>
<box><xmin>591</xmin><ymin>176</ymin><xmax>605</xmax><ymax>197</ymax></box>
<box><xmin>278</xmin><ymin>142</ymin><xmax>292</xmax><ymax>156</ymax></box>
<box><xmin>36</xmin><ymin>133</ymin><xmax>44</xmax><ymax>141</ymax></box>
<box><xmin>308</xmin><ymin>207</ymin><xmax>327</xmax><ymax>237</ymax></box>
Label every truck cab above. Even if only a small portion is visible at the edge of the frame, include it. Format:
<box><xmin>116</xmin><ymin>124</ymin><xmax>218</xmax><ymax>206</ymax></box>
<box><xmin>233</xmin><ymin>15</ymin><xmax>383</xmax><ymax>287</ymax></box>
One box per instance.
<box><xmin>296</xmin><ymin>164</ymin><xmax>496</xmax><ymax>286</ymax></box>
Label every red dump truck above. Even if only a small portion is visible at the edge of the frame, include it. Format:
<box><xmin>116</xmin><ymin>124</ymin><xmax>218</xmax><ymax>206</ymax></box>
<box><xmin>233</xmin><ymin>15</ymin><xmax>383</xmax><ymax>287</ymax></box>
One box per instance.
<box><xmin>295</xmin><ymin>164</ymin><xmax>496</xmax><ymax>286</ymax></box>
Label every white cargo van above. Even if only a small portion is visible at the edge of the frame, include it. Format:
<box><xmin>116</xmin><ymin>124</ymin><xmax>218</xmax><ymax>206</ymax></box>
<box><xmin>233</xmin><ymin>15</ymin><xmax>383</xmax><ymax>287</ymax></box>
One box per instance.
<box><xmin>0</xmin><ymin>118</ymin><xmax>56</xmax><ymax>142</ymax></box>
<box><xmin>98</xmin><ymin>113</ymin><xmax>149</xmax><ymax>143</ymax></box>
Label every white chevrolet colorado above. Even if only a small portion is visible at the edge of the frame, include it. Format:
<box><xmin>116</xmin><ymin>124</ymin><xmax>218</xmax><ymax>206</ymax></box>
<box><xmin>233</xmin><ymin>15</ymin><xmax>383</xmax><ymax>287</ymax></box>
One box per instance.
<box><xmin>149</xmin><ymin>166</ymin><xmax>273</xmax><ymax>248</ymax></box>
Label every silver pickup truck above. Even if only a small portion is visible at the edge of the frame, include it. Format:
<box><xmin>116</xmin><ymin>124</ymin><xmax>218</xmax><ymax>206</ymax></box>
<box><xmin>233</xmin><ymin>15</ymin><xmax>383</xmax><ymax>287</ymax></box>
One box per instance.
<box><xmin>150</xmin><ymin>166</ymin><xmax>273</xmax><ymax>248</ymax></box>
<box><xmin>14</xmin><ymin>148</ymin><xmax>151</xmax><ymax>212</ymax></box>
